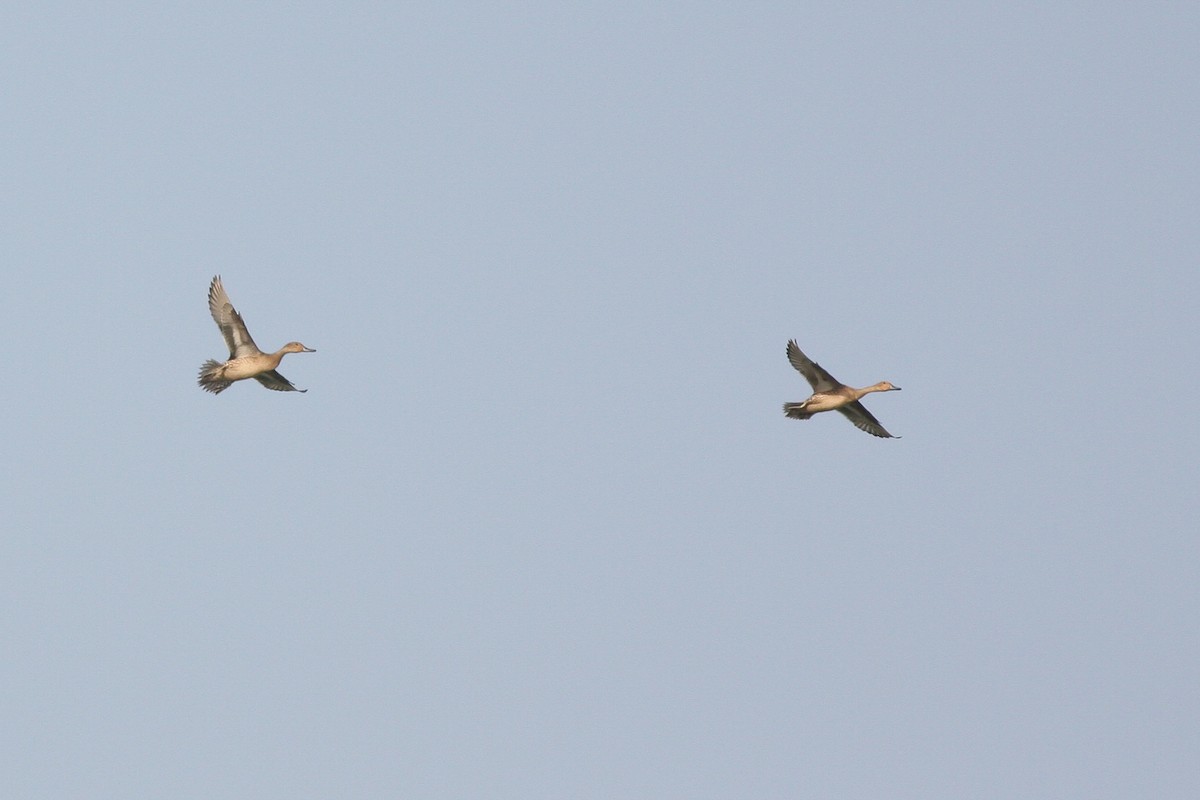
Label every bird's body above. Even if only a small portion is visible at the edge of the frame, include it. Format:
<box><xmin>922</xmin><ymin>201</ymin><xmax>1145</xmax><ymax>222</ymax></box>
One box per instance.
<box><xmin>783</xmin><ymin>340</ymin><xmax>900</xmax><ymax>438</ymax></box>
<box><xmin>198</xmin><ymin>275</ymin><xmax>315</xmax><ymax>394</ymax></box>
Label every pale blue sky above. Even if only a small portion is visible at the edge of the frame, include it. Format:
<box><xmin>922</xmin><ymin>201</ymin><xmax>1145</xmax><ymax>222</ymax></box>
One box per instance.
<box><xmin>3</xmin><ymin>3</ymin><xmax>1197</xmax><ymax>798</ymax></box>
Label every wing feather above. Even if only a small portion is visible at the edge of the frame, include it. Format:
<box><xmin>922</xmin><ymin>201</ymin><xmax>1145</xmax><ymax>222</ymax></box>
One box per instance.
<box><xmin>786</xmin><ymin>340</ymin><xmax>841</xmax><ymax>392</ymax></box>
<box><xmin>837</xmin><ymin>401</ymin><xmax>897</xmax><ymax>438</ymax></box>
<box><xmin>208</xmin><ymin>275</ymin><xmax>261</xmax><ymax>358</ymax></box>
<box><xmin>253</xmin><ymin>370</ymin><xmax>306</xmax><ymax>393</ymax></box>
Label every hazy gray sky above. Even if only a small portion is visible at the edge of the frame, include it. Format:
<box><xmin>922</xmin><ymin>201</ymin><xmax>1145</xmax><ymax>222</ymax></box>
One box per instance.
<box><xmin>3</xmin><ymin>4</ymin><xmax>1197</xmax><ymax>798</ymax></box>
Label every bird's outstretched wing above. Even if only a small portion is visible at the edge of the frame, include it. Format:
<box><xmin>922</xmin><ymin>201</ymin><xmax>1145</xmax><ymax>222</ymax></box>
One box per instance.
<box><xmin>208</xmin><ymin>275</ymin><xmax>260</xmax><ymax>359</ymax></box>
<box><xmin>786</xmin><ymin>339</ymin><xmax>841</xmax><ymax>392</ymax></box>
<box><xmin>837</xmin><ymin>401</ymin><xmax>897</xmax><ymax>438</ymax></box>
<box><xmin>254</xmin><ymin>370</ymin><xmax>306</xmax><ymax>393</ymax></box>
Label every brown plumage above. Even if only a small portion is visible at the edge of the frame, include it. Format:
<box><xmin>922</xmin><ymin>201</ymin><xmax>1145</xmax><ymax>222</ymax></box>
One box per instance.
<box><xmin>783</xmin><ymin>340</ymin><xmax>901</xmax><ymax>438</ymax></box>
<box><xmin>198</xmin><ymin>275</ymin><xmax>315</xmax><ymax>394</ymax></box>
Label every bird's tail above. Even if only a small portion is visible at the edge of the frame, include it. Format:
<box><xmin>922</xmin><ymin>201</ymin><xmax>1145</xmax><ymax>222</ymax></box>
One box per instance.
<box><xmin>783</xmin><ymin>402</ymin><xmax>812</xmax><ymax>420</ymax></box>
<box><xmin>198</xmin><ymin>360</ymin><xmax>232</xmax><ymax>394</ymax></box>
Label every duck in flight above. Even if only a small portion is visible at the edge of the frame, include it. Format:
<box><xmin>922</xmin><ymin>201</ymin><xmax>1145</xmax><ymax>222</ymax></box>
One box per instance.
<box><xmin>783</xmin><ymin>340</ymin><xmax>900</xmax><ymax>438</ymax></box>
<box><xmin>198</xmin><ymin>275</ymin><xmax>315</xmax><ymax>394</ymax></box>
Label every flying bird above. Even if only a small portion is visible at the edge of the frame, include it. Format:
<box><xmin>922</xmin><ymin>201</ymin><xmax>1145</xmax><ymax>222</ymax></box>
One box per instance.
<box><xmin>783</xmin><ymin>340</ymin><xmax>900</xmax><ymax>438</ymax></box>
<box><xmin>198</xmin><ymin>275</ymin><xmax>315</xmax><ymax>394</ymax></box>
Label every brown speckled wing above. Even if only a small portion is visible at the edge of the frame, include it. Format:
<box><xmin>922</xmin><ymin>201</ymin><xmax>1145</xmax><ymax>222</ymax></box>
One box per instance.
<box><xmin>837</xmin><ymin>401</ymin><xmax>897</xmax><ymax>438</ymax></box>
<box><xmin>254</xmin><ymin>370</ymin><xmax>306</xmax><ymax>393</ymax></box>
<box><xmin>786</xmin><ymin>340</ymin><xmax>841</xmax><ymax>392</ymax></box>
<box><xmin>208</xmin><ymin>275</ymin><xmax>261</xmax><ymax>359</ymax></box>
